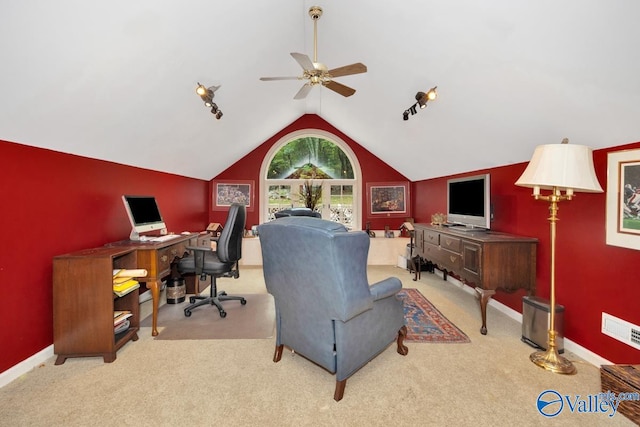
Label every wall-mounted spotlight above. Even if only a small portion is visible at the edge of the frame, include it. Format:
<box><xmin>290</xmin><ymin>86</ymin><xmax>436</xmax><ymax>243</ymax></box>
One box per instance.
<box><xmin>403</xmin><ymin>86</ymin><xmax>437</xmax><ymax>120</ymax></box>
<box><xmin>196</xmin><ymin>82</ymin><xmax>223</xmax><ymax>119</ymax></box>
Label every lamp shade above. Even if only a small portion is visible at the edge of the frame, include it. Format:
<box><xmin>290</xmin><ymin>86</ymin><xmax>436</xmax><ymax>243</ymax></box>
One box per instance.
<box><xmin>515</xmin><ymin>143</ymin><xmax>603</xmax><ymax>193</ymax></box>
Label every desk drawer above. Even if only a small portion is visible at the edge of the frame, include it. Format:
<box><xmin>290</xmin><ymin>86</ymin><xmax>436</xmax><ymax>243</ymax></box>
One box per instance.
<box><xmin>157</xmin><ymin>244</ymin><xmax>189</xmax><ymax>274</ymax></box>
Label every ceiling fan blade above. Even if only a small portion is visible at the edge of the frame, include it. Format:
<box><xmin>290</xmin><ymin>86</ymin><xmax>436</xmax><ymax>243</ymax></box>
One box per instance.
<box><xmin>328</xmin><ymin>63</ymin><xmax>367</xmax><ymax>78</ymax></box>
<box><xmin>293</xmin><ymin>84</ymin><xmax>313</xmax><ymax>100</ymax></box>
<box><xmin>260</xmin><ymin>76</ymin><xmax>300</xmax><ymax>81</ymax></box>
<box><xmin>290</xmin><ymin>52</ymin><xmax>315</xmax><ymax>70</ymax></box>
<box><xmin>324</xmin><ymin>80</ymin><xmax>356</xmax><ymax>97</ymax></box>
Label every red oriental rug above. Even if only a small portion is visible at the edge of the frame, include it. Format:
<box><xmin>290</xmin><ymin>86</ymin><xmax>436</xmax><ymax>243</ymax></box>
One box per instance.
<box><xmin>397</xmin><ymin>288</ymin><xmax>470</xmax><ymax>343</ymax></box>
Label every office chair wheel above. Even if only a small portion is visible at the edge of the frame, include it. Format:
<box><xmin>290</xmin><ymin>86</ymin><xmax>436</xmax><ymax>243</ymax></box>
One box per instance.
<box><xmin>189</xmin><ymin>297</ymin><xmax>196</xmax><ymax>303</ymax></box>
<box><xmin>219</xmin><ymin>310</ymin><xmax>227</xmax><ymax>318</ymax></box>
<box><xmin>240</xmin><ymin>298</ymin><xmax>247</xmax><ymax>305</ymax></box>
<box><xmin>184</xmin><ymin>309</ymin><xmax>192</xmax><ymax>317</ymax></box>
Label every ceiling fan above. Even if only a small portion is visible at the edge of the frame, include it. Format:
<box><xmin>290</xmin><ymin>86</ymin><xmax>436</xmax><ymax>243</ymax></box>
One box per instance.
<box><xmin>259</xmin><ymin>6</ymin><xmax>367</xmax><ymax>99</ymax></box>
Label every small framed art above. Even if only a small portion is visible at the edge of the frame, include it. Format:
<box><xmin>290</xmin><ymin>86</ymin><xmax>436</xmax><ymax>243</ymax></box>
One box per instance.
<box><xmin>213</xmin><ymin>180</ymin><xmax>254</xmax><ymax>212</ymax></box>
<box><xmin>366</xmin><ymin>181</ymin><xmax>410</xmax><ymax>218</ymax></box>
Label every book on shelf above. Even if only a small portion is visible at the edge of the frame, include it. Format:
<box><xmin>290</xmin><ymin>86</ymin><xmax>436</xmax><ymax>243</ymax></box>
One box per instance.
<box><xmin>114</xmin><ymin>310</ymin><xmax>133</xmax><ymax>326</ymax></box>
<box><xmin>113</xmin><ymin>282</ymin><xmax>140</xmax><ymax>297</ymax></box>
<box><xmin>113</xmin><ymin>275</ymin><xmax>137</xmax><ymax>285</ymax></box>
<box><xmin>112</xmin><ymin>270</ymin><xmax>145</xmax><ymax>297</ymax></box>
<box><xmin>113</xmin><ymin>278</ymin><xmax>139</xmax><ymax>291</ymax></box>
<box><xmin>114</xmin><ymin>319</ymin><xmax>130</xmax><ymax>335</ymax></box>
<box><xmin>112</xmin><ymin>277</ymin><xmax>140</xmax><ymax>296</ymax></box>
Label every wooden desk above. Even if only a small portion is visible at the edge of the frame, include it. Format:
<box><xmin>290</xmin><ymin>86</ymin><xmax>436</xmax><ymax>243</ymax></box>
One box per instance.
<box><xmin>107</xmin><ymin>234</ymin><xmax>198</xmax><ymax>336</ymax></box>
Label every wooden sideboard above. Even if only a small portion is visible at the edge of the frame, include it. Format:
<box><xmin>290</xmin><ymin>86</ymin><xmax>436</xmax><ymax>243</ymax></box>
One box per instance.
<box><xmin>413</xmin><ymin>224</ymin><xmax>537</xmax><ymax>335</ymax></box>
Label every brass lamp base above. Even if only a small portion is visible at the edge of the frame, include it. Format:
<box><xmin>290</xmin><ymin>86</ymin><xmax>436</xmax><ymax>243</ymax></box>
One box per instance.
<box><xmin>530</xmin><ymin>348</ymin><xmax>577</xmax><ymax>375</ymax></box>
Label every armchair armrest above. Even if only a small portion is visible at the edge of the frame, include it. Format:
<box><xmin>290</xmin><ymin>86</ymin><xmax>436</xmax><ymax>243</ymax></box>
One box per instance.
<box><xmin>369</xmin><ymin>277</ymin><xmax>402</xmax><ymax>301</ymax></box>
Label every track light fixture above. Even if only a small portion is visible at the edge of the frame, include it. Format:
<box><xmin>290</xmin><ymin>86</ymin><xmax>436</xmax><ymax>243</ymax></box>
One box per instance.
<box><xmin>196</xmin><ymin>82</ymin><xmax>223</xmax><ymax>120</ymax></box>
<box><xmin>403</xmin><ymin>86</ymin><xmax>437</xmax><ymax>121</ymax></box>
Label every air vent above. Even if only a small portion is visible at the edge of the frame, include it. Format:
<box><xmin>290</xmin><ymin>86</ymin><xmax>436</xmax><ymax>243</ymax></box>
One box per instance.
<box><xmin>602</xmin><ymin>312</ymin><xmax>640</xmax><ymax>351</ymax></box>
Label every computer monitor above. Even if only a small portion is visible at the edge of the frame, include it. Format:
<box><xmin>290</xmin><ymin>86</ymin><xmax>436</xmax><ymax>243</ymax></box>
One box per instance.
<box><xmin>122</xmin><ymin>195</ymin><xmax>167</xmax><ymax>240</ymax></box>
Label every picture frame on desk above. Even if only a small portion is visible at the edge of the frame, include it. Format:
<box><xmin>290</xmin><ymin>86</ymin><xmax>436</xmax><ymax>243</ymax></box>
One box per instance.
<box><xmin>606</xmin><ymin>148</ymin><xmax>640</xmax><ymax>250</ymax></box>
<box><xmin>366</xmin><ymin>181</ymin><xmax>410</xmax><ymax>218</ymax></box>
<box><xmin>213</xmin><ymin>180</ymin><xmax>254</xmax><ymax>212</ymax></box>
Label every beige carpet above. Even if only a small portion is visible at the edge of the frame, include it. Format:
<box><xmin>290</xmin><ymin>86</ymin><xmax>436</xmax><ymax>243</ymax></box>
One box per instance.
<box><xmin>140</xmin><ymin>293</ymin><xmax>275</xmax><ymax>340</ymax></box>
<box><xmin>1</xmin><ymin>266</ymin><xmax>635</xmax><ymax>426</ymax></box>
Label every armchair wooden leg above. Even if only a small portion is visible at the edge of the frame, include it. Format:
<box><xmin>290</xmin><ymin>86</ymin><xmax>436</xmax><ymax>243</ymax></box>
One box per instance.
<box><xmin>397</xmin><ymin>325</ymin><xmax>409</xmax><ymax>356</ymax></box>
<box><xmin>334</xmin><ymin>379</ymin><xmax>347</xmax><ymax>401</ymax></box>
<box><xmin>273</xmin><ymin>344</ymin><xmax>284</xmax><ymax>363</ymax></box>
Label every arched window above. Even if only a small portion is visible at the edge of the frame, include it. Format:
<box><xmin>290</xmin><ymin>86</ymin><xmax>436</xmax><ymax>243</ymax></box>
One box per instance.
<box><xmin>259</xmin><ymin>129</ymin><xmax>361</xmax><ymax>230</ymax></box>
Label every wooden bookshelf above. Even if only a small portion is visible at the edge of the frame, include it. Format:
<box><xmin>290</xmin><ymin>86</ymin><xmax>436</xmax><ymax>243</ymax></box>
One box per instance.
<box><xmin>53</xmin><ymin>247</ymin><xmax>140</xmax><ymax>365</ymax></box>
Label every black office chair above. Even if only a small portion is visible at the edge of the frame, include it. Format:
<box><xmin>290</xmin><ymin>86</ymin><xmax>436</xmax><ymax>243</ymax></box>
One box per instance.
<box><xmin>178</xmin><ymin>203</ymin><xmax>247</xmax><ymax>318</ymax></box>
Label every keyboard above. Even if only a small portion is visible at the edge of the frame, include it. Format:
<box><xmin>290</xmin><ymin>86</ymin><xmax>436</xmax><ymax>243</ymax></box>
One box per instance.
<box><xmin>149</xmin><ymin>234</ymin><xmax>180</xmax><ymax>242</ymax></box>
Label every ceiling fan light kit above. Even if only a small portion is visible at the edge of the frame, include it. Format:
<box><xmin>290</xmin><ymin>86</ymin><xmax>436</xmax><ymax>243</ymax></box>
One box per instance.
<box><xmin>403</xmin><ymin>86</ymin><xmax>438</xmax><ymax>120</ymax></box>
<box><xmin>259</xmin><ymin>6</ymin><xmax>368</xmax><ymax>99</ymax></box>
<box><xmin>196</xmin><ymin>83</ymin><xmax>223</xmax><ymax>119</ymax></box>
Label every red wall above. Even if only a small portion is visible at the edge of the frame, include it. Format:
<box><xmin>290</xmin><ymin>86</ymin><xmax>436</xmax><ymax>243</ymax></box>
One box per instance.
<box><xmin>413</xmin><ymin>142</ymin><xmax>640</xmax><ymax>364</ymax></box>
<box><xmin>2</xmin><ymin>116</ymin><xmax>639</xmax><ymax>374</ymax></box>
<box><xmin>0</xmin><ymin>140</ymin><xmax>209</xmax><ymax>374</ymax></box>
<box><xmin>209</xmin><ymin>114</ymin><xmax>409</xmax><ymax>229</ymax></box>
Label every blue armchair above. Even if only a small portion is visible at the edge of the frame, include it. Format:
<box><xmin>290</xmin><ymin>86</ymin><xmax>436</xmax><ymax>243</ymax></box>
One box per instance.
<box><xmin>273</xmin><ymin>207</ymin><xmax>321</xmax><ymax>218</ymax></box>
<box><xmin>257</xmin><ymin>217</ymin><xmax>408</xmax><ymax>401</ymax></box>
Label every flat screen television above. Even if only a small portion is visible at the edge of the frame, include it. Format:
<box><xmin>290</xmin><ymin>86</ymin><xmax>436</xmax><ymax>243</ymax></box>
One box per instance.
<box><xmin>446</xmin><ymin>174</ymin><xmax>491</xmax><ymax>230</ymax></box>
<box><xmin>122</xmin><ymin>195</ymin><xmax>167</xmax><ymax>240</ymax></box>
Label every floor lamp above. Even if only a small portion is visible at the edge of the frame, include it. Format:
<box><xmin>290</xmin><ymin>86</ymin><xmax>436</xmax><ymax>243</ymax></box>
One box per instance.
<box><xmin>515</xmin><ymin>138</ymin><xmax>603</xmax><ymax>374</ymax></box>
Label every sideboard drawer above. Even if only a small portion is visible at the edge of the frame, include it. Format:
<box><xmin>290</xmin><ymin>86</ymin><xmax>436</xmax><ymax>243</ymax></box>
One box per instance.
<box><xmin>422</xmin><ymin>244</ymin><xmax>442</xmax><ymax>263</ymax></box>
<box><xmin>441</xmin><ymin>249</ymin><xmax>461</xmax><ymax>270</ymax></box>
<box><xmin>440</xmin><ymin>235</ymin><xmax>461</xmax><ymax>253</ymax></box>
<box><xmin>424</xmin><ymin>229</ymin><xmax>440</xmax><ymax>246</ymax></box>
<box><xmin>157</xmin><ymin>246</ymin><xmax>182</xmax><ymax>274</ymax></box>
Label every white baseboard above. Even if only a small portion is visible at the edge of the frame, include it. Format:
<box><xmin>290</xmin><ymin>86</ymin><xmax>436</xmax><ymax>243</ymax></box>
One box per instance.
<box><xmin>0</xmin><ymin>345</ymin><xmax>54</xmax><ymax>389</ymax></box>
<box><xmin>2</xmin><ymin>287</ymin><xmax>166</xmax><ymax>390</ymax></box>
<box><xmin>441</xmin><ymin>273</ymin><xmax>613</xmax><ymax>368</ymax></box>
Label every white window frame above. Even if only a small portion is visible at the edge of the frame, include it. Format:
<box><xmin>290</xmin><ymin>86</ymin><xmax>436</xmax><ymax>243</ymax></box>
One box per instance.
<box><xmin>259</xmin><ymin>129</ymin><xmax>362</xmax><ymax>230</ymax></box>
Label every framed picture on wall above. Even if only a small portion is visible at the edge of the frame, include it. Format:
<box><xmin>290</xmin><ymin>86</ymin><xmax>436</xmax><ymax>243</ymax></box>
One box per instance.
<box><xmin>366</xmin><ymin>182</ymin><xmax>410</xmax><ymax>218</ymax></box>
<box><xmin>606</xmin><ymin>148</ymin><xmax>640</xmax><ymax>250</ymax></box>
<box><xmin>213</xmin><ymin>180</ymin><xmax>254</xmax><ymax>211</ymax></box>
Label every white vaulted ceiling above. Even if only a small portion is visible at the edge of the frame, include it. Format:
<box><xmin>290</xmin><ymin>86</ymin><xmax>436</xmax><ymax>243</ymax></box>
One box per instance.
<box><xmin>1</xmin><ymin>1</ymin><xmax>639</xmax><ymax>181</ymax></box>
